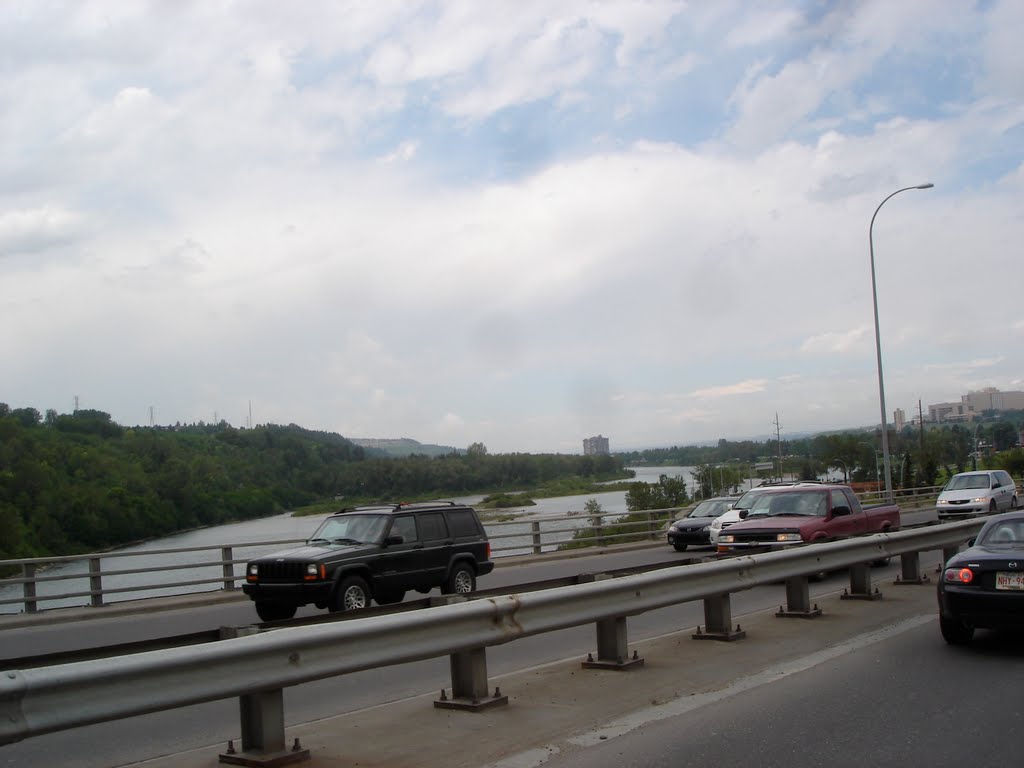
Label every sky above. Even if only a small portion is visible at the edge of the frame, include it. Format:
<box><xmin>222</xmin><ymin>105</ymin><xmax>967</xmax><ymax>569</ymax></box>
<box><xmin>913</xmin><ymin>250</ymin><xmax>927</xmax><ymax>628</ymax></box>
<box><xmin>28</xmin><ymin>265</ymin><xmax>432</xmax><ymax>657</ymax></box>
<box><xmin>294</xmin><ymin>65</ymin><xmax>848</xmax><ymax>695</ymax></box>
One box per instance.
<box><xmin>1</xmin><ymin>1</ymin><xmax>1022</xmax><ymax>454</ymax></box>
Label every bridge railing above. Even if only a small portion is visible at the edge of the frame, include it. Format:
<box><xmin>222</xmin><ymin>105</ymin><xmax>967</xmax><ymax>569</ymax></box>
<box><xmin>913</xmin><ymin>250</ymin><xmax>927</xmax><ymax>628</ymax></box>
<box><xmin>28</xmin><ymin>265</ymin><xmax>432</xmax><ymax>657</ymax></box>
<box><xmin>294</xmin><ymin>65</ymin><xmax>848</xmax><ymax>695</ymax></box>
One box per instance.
<box><xmin>0</xmin><ymin>519</ymin><xmax>981</xmax><ymax>760</ymax></box>
<box><xmin>0</xmin><ymin>490</ymin><xmax>942</xmax><ymax>615</ymax></box>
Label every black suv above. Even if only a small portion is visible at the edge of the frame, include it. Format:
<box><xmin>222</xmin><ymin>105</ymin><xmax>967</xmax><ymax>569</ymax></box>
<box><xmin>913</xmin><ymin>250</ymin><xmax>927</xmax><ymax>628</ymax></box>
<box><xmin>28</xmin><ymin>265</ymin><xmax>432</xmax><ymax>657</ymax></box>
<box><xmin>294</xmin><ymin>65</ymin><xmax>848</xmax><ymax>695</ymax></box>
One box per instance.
<box><xmin>242</xmin><ymin>501</ymin><xmax>494</xmax><ymax>621</ymax></box>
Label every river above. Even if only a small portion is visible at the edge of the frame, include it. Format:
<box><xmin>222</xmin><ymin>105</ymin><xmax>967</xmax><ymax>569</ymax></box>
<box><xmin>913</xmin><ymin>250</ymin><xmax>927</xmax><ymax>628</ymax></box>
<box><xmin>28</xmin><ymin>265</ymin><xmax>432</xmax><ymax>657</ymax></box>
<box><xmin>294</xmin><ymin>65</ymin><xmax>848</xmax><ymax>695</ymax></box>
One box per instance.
<box><xmin>0</xmin><ymin>466</ymin><xmax>700</xmax><ymax>613</ymax></box>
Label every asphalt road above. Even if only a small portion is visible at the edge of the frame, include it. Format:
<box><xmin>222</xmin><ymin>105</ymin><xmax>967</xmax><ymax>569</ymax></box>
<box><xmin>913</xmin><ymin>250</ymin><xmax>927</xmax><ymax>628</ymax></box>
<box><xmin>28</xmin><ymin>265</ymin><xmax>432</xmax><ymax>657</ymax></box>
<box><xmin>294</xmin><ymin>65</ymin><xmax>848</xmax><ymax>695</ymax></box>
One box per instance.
<box><xmin>532</xmin><ymin>617</ymin><xmax>1024</xmax><ymax>768</ymax></box>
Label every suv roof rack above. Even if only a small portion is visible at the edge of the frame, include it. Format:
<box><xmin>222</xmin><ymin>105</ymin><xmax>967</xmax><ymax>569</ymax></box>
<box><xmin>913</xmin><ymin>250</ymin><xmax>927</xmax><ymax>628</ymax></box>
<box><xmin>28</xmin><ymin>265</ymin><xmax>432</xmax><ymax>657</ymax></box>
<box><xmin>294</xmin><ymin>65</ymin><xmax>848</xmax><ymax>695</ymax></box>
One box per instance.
<box><xmin>335</xmin><ymin>501</ymin><xmax>462</xmax><ymax>515</ymax></box>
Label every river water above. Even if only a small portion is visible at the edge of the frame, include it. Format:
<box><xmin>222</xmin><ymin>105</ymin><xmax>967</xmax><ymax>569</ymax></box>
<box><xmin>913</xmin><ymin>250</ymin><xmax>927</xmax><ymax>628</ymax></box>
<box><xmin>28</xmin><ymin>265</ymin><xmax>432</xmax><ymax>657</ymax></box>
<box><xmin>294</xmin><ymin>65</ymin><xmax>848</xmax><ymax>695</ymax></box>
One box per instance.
<box><xmin>0</xmin><ymin>466</ymin><xmax>699</xmax><ymax>613</ymax></box>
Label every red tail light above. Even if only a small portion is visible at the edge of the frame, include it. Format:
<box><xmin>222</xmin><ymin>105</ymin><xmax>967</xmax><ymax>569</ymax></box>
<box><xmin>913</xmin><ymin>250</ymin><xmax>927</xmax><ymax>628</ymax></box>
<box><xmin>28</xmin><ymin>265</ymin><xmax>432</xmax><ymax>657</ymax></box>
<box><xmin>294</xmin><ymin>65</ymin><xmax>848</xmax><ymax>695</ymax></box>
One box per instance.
<box><xmin>944</xmin><ymin>567</ymin><xmax>974</xmax><ymax>584</ymax></box>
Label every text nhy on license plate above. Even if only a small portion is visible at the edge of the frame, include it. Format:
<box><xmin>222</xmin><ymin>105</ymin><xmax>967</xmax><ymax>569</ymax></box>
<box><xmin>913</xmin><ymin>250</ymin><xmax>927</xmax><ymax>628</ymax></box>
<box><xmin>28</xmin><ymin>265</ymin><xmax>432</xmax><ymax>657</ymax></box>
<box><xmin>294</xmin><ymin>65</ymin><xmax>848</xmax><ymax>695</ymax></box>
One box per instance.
<box><xmin>995</xmin><ymin>572</ymin><xmax>1024</xmax><ymax>591</ymax></box>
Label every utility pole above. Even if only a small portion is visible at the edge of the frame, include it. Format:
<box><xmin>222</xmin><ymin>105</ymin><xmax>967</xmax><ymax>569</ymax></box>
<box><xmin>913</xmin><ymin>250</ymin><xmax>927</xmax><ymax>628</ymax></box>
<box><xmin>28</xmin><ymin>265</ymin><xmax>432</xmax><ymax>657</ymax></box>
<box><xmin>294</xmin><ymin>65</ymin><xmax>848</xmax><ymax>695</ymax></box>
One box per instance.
<box><xmin>917</xmin><ymin>399</ymin><xmax>924</xmax><ymax>453</ymax></box>
<box><xmin>773</xmin><ymin>413</ymin><xmax>784</xmax><ymax>481</ymax></box>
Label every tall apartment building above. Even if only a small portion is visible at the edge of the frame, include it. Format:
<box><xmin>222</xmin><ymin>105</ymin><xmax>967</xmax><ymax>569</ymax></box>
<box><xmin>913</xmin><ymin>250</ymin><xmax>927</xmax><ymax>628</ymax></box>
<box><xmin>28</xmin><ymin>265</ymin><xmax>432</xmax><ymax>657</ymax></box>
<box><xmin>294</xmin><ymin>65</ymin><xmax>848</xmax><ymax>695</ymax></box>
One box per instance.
<box><xmin>583</xmin><ymin>435</ymin><xmax>610</xmax><ymax>456</ymax></box>
<box><xmin>893</xmin><ymin>408</ymin><xmax>906</xmax><ymax>432</ymax></box>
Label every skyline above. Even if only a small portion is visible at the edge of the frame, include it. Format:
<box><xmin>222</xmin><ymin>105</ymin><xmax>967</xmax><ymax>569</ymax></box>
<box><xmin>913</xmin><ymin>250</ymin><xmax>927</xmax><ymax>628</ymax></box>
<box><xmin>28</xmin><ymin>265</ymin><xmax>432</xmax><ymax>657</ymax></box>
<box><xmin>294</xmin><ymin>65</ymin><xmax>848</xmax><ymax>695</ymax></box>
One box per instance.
<box><xmin>2</xmin><ymin>2</ymin><xmax>1022</xmax><ymax>454</ymax></box>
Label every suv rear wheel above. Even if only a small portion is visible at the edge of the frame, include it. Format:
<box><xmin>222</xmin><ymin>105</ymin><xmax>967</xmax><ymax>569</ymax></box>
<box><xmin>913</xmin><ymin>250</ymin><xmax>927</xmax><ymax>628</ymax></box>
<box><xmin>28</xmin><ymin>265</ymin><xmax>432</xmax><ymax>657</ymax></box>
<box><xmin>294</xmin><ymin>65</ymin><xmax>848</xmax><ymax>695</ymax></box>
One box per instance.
<box><xmin>443</xmin><ymin>563</ymin><xmax>476</xmax><ymax>595</ymax></box>
<box><xmin>332</xmin><ymin>575</ymin><xmax>370</xmax><ymax>612</ymax></box>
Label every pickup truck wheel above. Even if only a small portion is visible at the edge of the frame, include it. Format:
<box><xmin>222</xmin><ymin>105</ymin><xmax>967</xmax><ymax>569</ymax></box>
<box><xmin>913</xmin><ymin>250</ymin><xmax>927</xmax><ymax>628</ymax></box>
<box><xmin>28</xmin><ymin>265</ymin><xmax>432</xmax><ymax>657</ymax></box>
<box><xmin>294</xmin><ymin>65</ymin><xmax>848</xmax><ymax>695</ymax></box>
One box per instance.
<box><xmin>255</xmin><ymin>601</ymin><xmax>297</xmax><ymax>622</ymax></box>
<box><xmin>374</xmin><ymin>589</ymin><xmax>406</xmax><ymax>605</ymax></box>
<box><xmin>940</xmin><ymin>614</ymin><xmax>974</xmax><ymax>645</ymax></box>
<box><xmin>443</xmin><ymin>563</ymin><xmax>476</xmax><ymax>595</ymax></box>
<box><xmin>332</xmin><ymin>575</ymin><xmax>370</xmax><ymax>612</ymax></box>
<box><xmin>672</xmin><ymin>543</ymin><xmax>688</xmax><ymax>552</ymax></box>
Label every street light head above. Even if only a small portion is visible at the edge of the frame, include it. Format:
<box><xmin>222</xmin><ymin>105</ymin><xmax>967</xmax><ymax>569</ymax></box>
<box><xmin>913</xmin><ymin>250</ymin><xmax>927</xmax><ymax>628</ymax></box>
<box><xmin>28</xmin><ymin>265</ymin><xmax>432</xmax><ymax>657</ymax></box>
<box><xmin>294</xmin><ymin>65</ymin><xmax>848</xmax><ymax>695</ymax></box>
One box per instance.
<box><xmin>916</xmin><ymin>183</ymin><xmax>934</xmax><ymax>189</ymax></box>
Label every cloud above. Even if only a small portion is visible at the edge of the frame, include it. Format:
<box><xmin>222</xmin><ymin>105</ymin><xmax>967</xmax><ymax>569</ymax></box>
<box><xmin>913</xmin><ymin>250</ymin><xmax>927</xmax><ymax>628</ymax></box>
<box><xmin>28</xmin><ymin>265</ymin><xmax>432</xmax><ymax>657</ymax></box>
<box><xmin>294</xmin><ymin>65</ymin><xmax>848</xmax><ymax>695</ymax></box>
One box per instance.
<box><xmin>691</xmin><ymin>380</ymin><xmax>770</xmax><ymax>399</ymax></box>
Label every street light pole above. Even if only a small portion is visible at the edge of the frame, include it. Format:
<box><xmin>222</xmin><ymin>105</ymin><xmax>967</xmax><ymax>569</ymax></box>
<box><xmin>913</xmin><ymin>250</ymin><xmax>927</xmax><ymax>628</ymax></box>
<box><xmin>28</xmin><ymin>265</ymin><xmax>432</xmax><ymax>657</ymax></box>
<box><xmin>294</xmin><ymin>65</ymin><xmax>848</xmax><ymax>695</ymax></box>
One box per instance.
<box><xmin>869</xmin><ymin>183</ymin><xmax>933</xmax><ymax>502</ymax></box>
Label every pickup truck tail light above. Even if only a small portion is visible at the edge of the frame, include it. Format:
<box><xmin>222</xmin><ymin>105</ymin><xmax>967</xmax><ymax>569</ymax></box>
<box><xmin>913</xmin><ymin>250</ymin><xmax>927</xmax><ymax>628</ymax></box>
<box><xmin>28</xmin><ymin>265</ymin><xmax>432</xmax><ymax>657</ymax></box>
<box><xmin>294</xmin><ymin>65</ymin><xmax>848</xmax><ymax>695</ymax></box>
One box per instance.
<box><xmin>944</xmin><ymin>567</ymin><xmax>974</xmax><ymax>584</ymax></box>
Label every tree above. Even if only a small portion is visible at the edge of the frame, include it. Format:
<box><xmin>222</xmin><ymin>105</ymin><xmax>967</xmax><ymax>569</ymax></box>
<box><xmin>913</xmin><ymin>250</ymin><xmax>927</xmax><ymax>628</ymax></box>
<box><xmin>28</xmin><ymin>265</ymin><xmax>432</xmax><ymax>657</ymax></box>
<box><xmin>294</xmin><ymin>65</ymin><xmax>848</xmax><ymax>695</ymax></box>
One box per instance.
<box><xmin>467</xmin><ymin>442</ymin><xmax>488</xmax><ymax>457</ymax></box>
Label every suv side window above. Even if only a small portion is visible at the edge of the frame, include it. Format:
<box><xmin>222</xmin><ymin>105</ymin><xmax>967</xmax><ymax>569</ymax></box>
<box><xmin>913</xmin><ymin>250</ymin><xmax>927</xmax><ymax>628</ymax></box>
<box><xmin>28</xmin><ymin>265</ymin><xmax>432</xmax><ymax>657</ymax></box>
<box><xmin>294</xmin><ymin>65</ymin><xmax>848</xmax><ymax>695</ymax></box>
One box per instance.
<box><xmin>418</xmin><ymin>512</ymin><xmax>449</xmax><ymax>541</ymax></box>
<box><xmin>391</xmin><ymin>515</ymin><xmax>418</xmax><ymax>543</ymax></box>
<box><xmin>447</xmin><ymin>509</ymin><xmax>480</xmax><ymax>538</ymax></box>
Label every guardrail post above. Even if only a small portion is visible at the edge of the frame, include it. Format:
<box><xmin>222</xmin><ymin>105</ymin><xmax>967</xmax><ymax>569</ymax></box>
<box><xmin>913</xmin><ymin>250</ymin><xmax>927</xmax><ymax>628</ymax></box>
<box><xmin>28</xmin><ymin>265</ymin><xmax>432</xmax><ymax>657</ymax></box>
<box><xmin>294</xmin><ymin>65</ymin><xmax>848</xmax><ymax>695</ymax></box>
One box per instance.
<box><xmin>894</xmin><ymin>551</ymin><xmax>926</xmax><ymax>585</ymax></box>
<box><xmin>435</xmin><ymin>647</ymin><xmax>508</xmax><ymax>711</ymax></box>
<box><xmin>22</xmin><ymin>563</ymin><xmax>38</xmax><ymax>614</ymax></box>
<box><xmin>647</xmin><ymin>511</ymin><xmax>657</xmax><ymax>540</ymax></box>
<box><xmin>842</xmin><ymin>563</ymin><xmax>882</xmax><ymax>601</ymax></box>
<box><xmin>582</xmin><ymin>616</ymin><xmax>643</xmax><ymax>670</ymax></box>
<box><xmin>776</xmin><ymin>575</ymin><xmax>822</xmax><ymax>618</ymax></box>
<box><xmin>693</xmin><ymin>594</ymin><xmax>745</xmax><ymax>641</ymax></box>
<box><xmin>222</xmin><ymin>546</ymin><xmax>236</xmax><ymax>590</ymax></box>
<box><xmin>938</xmin><ymin>545</ymin><xmax>959</xmax><ymax>573</ymax></box>
<box><xmin>220</xmin><ymin>687</ymin><xmax>309</xmax><ymax>766</ymax></box>
<box><xmin>88</xmin><ymin>557</ymin><xmax>104</xmax><ymax>608</ymax></box>
<box><xmin>531</xmin><ymin>521</ymin><xmax>542</xmax><ymax>555</ymax></box>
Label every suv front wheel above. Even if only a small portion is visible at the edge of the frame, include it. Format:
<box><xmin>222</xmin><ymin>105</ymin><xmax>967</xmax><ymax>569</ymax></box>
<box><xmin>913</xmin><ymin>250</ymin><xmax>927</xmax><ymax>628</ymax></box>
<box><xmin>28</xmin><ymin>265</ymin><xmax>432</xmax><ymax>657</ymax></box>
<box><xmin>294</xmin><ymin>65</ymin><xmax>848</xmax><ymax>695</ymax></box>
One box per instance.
<box><xmin>443</xmin><ymin>563</ymin><xmax>476</xmax><ymax>595</ymax></box>
<box><xmin>332</xmin><ymin>575</ymin><xmax>371</xmax><ymax>612</ymax></box>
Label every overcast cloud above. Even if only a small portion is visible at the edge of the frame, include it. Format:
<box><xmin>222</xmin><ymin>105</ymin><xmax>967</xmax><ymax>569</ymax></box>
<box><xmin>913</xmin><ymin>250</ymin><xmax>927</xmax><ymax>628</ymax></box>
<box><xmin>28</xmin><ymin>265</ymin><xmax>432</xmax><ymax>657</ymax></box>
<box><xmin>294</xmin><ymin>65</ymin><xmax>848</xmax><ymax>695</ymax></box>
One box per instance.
<box><xmin>1</xmin><ymin>1</ymin><xmax>1021</xmax><ymax>453</ymax></box>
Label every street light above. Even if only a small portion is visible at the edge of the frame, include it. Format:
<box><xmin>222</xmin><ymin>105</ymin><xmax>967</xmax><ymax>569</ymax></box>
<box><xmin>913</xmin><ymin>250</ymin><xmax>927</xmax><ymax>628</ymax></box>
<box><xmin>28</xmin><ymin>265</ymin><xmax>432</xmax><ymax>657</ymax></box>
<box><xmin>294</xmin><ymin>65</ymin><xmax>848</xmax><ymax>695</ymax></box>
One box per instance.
<box><xmin>869</xmin><ymin>182</ymin><xmax>933</xmax><ymax>502</ymax></box>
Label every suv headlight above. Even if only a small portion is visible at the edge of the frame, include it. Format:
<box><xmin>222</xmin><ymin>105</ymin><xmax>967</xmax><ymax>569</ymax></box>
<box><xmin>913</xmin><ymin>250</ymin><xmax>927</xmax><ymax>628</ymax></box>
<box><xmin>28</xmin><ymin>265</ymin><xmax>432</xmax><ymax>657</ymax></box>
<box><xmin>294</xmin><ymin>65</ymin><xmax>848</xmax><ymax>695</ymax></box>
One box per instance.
<box><xmin>304</xmin><ymin>563</ymin><xmax>325</xmax><ymax>581</ymax></box>
<box><xmin>936</xmin><ymin>499</ymin><xmax>948</xmax><ymax>506</ymax></box>
<box><xmin>776</xmin><ymin>533</ymin><xmax>802</xmax><ymax>542</ymax></box>
<box><xmin>246</xmin><ymin>563</ymin><xmax>259</xmax><ymax>581</ymax></box>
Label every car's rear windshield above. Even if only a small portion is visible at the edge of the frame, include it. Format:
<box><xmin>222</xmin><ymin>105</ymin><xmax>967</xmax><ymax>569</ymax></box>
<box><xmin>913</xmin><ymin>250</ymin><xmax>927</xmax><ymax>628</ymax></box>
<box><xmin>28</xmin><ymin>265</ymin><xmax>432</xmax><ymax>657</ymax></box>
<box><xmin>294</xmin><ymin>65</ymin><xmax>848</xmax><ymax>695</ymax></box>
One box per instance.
<box><xmin>979</xmin><ymin>520</ymin><xmax>1024</xmax><ymax>546</ymax></box>
<box><xmin>310</xmin><ymin>514</ymin><xmax>388</xmax><ymax>544</ymax></box>
<box><xmin>946</xmin><ymin>474</ymin><xmax>991</xmax><ymax>491</ymax></box>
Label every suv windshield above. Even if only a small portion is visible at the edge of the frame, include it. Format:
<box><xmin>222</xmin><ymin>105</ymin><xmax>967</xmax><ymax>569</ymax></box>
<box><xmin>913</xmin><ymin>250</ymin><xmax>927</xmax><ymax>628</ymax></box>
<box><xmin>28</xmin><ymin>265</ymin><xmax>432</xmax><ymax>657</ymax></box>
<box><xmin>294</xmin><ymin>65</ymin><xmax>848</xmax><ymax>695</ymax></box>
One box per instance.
<box><xmin>746</xmin><ymin>491</ymin><xmax>828</xmax><ymax>517</ymax></box>
<box><xmin>310</xmin><ymin>514</ymin><xmax>388</xmax><ymax>545</ymax></box>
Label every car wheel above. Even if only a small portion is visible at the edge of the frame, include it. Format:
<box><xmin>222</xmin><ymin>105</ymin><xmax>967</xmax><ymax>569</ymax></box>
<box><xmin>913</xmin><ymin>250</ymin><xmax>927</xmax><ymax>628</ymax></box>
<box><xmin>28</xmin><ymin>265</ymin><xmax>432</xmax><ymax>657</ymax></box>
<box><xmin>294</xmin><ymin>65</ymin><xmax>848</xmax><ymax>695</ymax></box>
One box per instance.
<box><xmin>443</xmin><ymin>563</ymin><xmax>476</xmax><ymax>595</ymax></box>
<box><xmin>255</xmin><ymin>601</ymin><xmax>297</xmax><ymax>622</ymax></box>
<box><xmin>331</xmin><ymin>575</ymin><xmax>371</xmax><ymax>612</ymax></box>
<box><xmin>989</xmin><ymin>499</ymin><xmax>998</xmax><ymax>513</ymax></box>
<box><xmin>940</xmin><ymin>614</ymin><xmax>974</xmax><ymax>645</ymax></box>
<box><xmin>375</xmin><ymin>589</ymin><xmax>406</xmax><ymax>605</ymax></box>
<box><xmin>672</xmin><ymin>543</ymin><xmax>688</xmax><ymax>552</ymax></box>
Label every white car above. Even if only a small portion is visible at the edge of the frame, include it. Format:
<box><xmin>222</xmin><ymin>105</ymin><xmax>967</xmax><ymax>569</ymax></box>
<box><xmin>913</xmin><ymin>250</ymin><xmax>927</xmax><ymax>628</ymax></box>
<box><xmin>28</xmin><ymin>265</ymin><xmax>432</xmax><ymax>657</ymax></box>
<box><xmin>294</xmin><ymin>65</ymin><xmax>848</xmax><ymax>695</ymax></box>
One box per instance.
<box><xmin>936</xmin><ymin>470</ymin><xmax>1018</xmax><ymax>519</ymax></box>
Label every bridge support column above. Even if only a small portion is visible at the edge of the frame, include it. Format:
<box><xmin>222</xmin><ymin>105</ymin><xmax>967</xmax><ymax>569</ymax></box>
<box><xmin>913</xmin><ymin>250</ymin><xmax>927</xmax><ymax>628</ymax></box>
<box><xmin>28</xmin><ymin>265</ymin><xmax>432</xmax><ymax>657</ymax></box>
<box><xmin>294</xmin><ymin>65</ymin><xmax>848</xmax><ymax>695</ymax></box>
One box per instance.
<box><xmin>842</xmin><ymin>563</ymin><xmax>883</xmax><ymax>601</ymax></box>
<box><xmin>582</xmin><ymin>616</ymin><xmax>643</xmax><ymax>670</ymax></box>
<box><xmin>894</xmin><ymin>551</ymin><xmax>927</xmax><ymax>585</ymax></box>
<box><xmin>693</xmin><ymin>594</ymin><xmax>745</xmax><ymax>641</ymax></box>
<box><xmin>220</xmin><ymin>688</ymin><xmax>309</xmax><ymax>766</ymax></box>
<box><xmin>776</xmin><ymin>575</ymin><xmax>822</xmax><ymax>618</ymax></box>
<box><xmin>435</xmin><ymin>647</ymin><xmax>508</xmax><ymax>711</ymax></box>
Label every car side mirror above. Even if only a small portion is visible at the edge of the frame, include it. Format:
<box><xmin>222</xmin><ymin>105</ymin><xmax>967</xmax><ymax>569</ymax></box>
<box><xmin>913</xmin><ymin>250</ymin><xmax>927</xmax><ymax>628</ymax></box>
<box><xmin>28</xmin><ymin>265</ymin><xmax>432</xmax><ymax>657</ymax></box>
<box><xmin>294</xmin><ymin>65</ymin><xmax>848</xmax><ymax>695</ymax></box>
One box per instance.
<box><xmin>384</xmin><ymin>535</ymin><xmax>404</xmax><ymax>546</ymax></box>
<box><xmin>832</xmin><ymin>504</ymin><xmax>851</xmax><ymax>517</ymax></box>
<box><xmin>738</xmin><ymin>510</ymin><xmax>748</xmax><ymax>519</ymax></box>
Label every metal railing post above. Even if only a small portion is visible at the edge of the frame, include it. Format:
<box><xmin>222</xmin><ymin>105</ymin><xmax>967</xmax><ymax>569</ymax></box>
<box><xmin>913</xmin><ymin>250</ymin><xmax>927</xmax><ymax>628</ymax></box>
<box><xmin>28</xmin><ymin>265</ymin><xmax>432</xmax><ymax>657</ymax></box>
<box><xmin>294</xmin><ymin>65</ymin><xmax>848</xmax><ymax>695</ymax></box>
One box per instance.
<box><xmin>843</xmin><ymin>563</ymin><xmax>882</xmax><ymax>601</ymax></box>
<box><xmin>222</xmin><ymin>546</ymin><xmax>235</xmax><ymax>591</ymax></box>
<box><xmin>220</xmin><ymin>687</ymin><xmax>309</xmax><ymax>765</ymax></box>
<box><xmin>435</xmin><ymin>647</ymin><xmax>508</xmax><ymax>711</ymax></box>
<box><xmin>583</xmin><ymin>615</ymin><xmax>643</xmax><ymax>670</ymax></box>
<box><xmin>88</xmin><ymin>557</ymin><xmax>104</xmax><ymax>608</ymax></box>
<box><xmin>776</xmin><ymin>575</ymin><xmax>821</xmax><ymax>618</ymax></box>
<box><xmin>23</xmin><ymin>563</ymin><xmax>38</xmax><ymax>613</ymax></box>
<box><xmin>894</xmin><ymin>551</ymin><xmax>925</xmax><ymax>585</ymax></box>
<box><xmin>693</xmin><ymin>594</ymin><xmax>745</xmax><ymax>641</ymax></box>
<box><xmin>531</xmin><ymin>521</ymin><xmax>542</xmax><ymax>555</ymax></box>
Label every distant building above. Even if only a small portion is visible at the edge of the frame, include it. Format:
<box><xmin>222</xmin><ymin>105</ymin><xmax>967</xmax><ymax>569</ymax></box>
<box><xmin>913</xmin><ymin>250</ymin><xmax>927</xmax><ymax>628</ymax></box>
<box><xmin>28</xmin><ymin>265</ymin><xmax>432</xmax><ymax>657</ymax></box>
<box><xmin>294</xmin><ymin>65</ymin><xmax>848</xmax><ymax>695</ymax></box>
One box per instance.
<box><xmin>927</xmin><ymin>388</ymin><xmax>1024</xmax><ymax>423</ymax></box>
<box><xmin>893</xmin><ymin>408</ymin><xmax>906</xmax><ymax>432</ymax></box>
<box><xmin>583</xmin><ymin>435</ymin><xmax>610</xmax><ymax>456</ymax></box>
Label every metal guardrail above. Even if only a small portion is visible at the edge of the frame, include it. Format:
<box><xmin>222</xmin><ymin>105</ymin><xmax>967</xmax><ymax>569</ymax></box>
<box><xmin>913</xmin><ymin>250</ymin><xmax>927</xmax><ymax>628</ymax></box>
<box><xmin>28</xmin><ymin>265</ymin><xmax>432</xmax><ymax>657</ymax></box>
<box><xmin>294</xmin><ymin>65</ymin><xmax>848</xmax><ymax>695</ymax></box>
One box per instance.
<box><xmin>0</xmin><ymin>519</ymin><xmax>981</xmax><ymax>760</ymax></box>
<box><xmin>0</xmin><ymin>489</ymin><xmax>943</xmax><ymax>614</ymax></box>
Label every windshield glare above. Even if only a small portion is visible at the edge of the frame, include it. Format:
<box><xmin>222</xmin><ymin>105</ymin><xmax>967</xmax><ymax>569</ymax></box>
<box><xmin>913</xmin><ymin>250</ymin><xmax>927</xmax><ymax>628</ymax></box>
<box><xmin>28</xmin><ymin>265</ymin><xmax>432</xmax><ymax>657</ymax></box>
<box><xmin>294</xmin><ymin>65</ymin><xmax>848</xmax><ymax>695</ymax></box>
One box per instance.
<box><xmin>311</xmin><ymin>514</ymin><xmax>388</xmax><ymax>544</ymax></box>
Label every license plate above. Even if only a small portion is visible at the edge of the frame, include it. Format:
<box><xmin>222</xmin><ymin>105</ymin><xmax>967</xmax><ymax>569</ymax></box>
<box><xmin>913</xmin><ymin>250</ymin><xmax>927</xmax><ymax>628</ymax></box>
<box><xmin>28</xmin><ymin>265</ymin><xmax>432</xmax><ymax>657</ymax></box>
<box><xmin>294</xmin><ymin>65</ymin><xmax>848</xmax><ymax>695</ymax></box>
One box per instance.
<box><xmin>995</xmin><ymin>572</ymin><xmax>1024</xmax><ymax>591</ymax></box>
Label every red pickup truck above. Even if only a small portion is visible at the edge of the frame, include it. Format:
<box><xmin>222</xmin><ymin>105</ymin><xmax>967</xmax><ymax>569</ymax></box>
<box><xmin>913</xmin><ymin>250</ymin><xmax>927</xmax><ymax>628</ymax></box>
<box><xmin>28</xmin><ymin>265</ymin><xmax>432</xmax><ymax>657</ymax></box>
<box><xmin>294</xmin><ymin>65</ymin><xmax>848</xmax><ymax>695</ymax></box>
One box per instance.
<box><xmin>715</xmin><ymin>484</ymin><xmax>900</xmax><ymax>553</ymax></box>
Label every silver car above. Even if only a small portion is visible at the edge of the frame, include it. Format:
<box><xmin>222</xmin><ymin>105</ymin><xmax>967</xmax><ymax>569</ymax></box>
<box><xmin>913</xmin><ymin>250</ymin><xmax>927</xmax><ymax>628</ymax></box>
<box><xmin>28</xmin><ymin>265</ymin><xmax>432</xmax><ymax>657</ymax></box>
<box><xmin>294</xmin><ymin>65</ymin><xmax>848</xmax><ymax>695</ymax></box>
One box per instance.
<box><xmin>936</xmin><ymin>470</ymin><xmax>1019</xmax><ymax>519</ymax></box>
